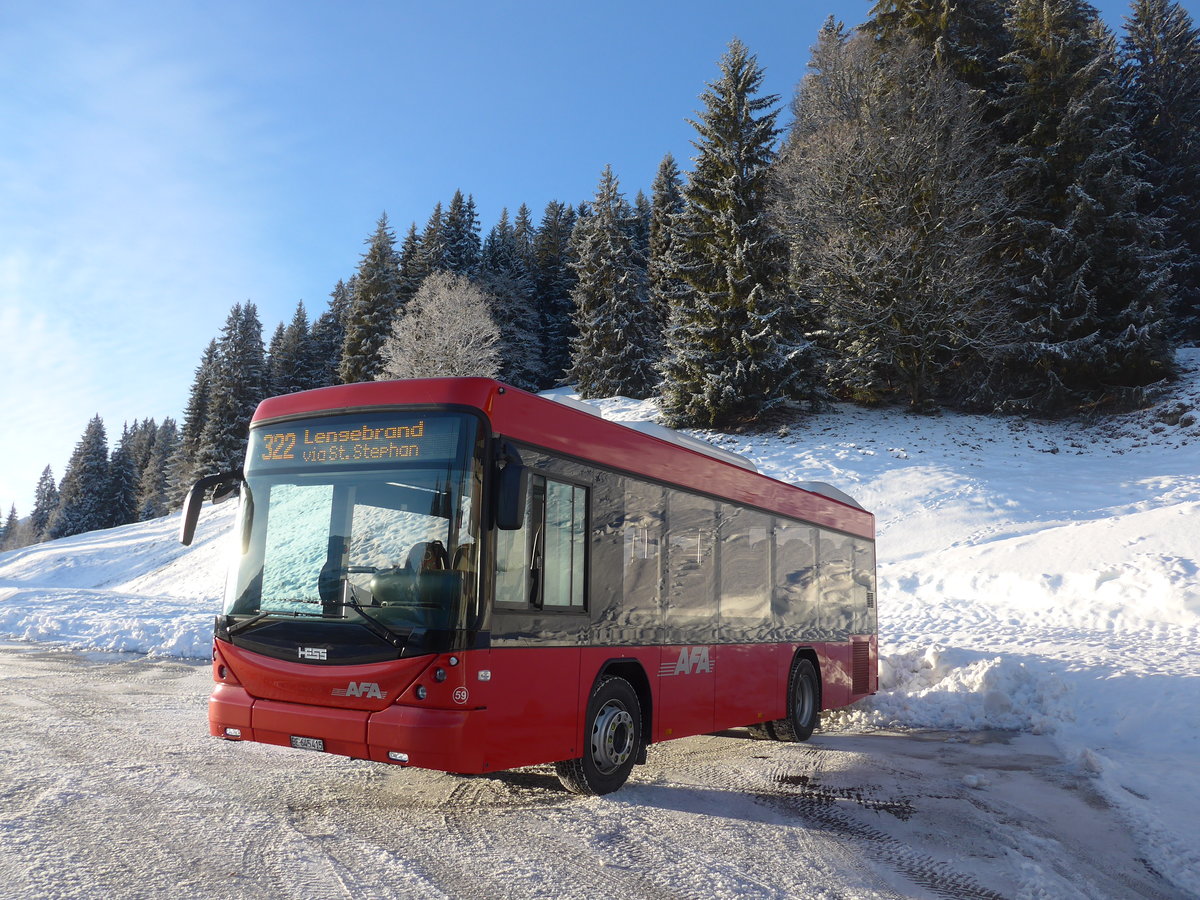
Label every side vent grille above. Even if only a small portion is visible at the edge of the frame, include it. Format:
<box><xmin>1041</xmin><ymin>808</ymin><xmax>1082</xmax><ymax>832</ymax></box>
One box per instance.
<box><xmin>852</xmin><ymin>642</ymin><xmax>871</xmax><ymax>695</ymax></box>
<box><xmin>866</xmin><ymin>591</ymin><xmax>875</xmax><ymax>609</ymax></box>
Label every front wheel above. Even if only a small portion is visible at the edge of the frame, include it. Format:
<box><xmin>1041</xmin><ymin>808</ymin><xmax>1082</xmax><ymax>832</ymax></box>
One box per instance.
<box><xmin>555</xmin><ymin>676</ymin><xmax>642</xmax><ymax>795</ymax></box>
<box><xmin>770</xmin><ymin>657</ymin><xmax>820</xmax><ymax>743</ymax></box>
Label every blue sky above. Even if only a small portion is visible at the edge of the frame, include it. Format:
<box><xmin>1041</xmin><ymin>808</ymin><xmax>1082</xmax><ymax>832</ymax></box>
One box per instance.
<box><xmin>0</xmin><ymin>0</ymin><xmax>1182</xmax><ymax>516</ymax></box>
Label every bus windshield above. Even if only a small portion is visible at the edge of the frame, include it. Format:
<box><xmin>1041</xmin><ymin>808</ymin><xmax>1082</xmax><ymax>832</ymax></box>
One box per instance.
<box><xmin>225</xmin><ymin>411</ymin><xmax>485</xmax><ymax>658</ymax></box>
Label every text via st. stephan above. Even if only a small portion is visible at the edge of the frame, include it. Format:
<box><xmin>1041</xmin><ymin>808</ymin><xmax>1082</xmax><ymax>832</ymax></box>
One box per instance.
<box><xmin>260</xmin><ymin>421</ymin><xmax>427</xmax><ymax>464</ymax></box>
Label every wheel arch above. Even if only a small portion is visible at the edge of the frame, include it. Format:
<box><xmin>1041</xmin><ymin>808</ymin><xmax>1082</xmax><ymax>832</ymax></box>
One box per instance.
<box><xmin>595</xmin><ymin>658</ymin><xmax>653</xmax><ymax>761</ymax></box>
<box><xmin>791</xmin><ymin>646</ymin><xmax>824</xmax><ymax>711</ymax></box>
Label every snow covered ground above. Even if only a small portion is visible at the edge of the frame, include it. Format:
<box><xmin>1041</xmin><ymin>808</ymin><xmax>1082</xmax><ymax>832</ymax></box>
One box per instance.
<box><xmin>1</xmin><ymin>349</ymin><xmax>1198</xmax><ymax>896</ymax></box>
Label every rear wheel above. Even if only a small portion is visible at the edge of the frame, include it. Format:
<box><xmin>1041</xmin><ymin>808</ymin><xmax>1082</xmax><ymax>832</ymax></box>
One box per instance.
<box><xmin>770</xmin><ymin>657</ymin><xmax>820</xmax><ymax>743</ymax></box>
<box><xmin>555</xmin><ymin>676</ymin><xmax>641</xmax><ymax>795</ymax></box>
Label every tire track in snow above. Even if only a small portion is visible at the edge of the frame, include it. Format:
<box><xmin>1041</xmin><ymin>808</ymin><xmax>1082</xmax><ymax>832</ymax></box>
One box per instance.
<box><xmin>705</xmin><ymin>744</ymin><xmax>1009</xmax><ymax>900</ymax></box>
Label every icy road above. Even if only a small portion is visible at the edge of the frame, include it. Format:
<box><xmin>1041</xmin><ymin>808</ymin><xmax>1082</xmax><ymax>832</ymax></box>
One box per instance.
<box><xmin>0</xmin><ymin>644</ymin><xmax>1184</xmax><ymax>900</ymax></box>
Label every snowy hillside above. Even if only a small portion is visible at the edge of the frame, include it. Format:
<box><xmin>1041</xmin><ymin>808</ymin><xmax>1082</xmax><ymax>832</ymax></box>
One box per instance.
<box><xmin>0</xmin><ymin>502</ymin><xmax>234</xmax><ymax>658</ymax></box>
<box><xmin>1</xmin><ymin>350</ymin><xmax>1198</xmax><ymax>894</ymax></box>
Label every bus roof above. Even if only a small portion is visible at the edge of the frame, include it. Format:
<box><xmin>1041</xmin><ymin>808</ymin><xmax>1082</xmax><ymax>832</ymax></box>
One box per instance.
<box><xmin>251</xmin><ymin>378</ymin><xmax>874</xmax><ymax>540</ymax></box>
<box><xmin>541</xmin><ymin>392</ymin><xmax>760</xmax><ymax>473</ymax></box>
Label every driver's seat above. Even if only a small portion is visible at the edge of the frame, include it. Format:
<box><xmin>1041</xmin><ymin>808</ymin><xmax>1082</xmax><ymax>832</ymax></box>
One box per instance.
<box><xmin>408</xmin><ymin>540</ymin><xmax>449</xmax><ymax>573</ymax></box>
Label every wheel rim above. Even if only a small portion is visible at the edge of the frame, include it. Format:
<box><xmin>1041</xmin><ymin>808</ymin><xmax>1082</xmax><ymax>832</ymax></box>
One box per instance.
<box><xmin>794</xmin><ymin>672</ymin><xmax>815</xmax><ymax>726</ymax></box>
<box><xmin>590</xmin><ymin>700</ymin><xmax>635</xmax><ymax>775</ymax></box>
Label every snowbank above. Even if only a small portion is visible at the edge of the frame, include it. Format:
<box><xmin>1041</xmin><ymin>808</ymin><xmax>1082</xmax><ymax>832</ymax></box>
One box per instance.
<box><xmin>0</xmin><ymin>503</ymin><xmax>233</xmax><ymax>657</ymax></box>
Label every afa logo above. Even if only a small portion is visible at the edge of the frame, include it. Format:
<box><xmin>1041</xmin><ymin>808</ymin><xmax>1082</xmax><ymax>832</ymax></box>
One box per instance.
<box><xmin>331</xmin><ymin>681</ymin><xmax>386</xmax><ymax>699</ymax></box>
<box><xmin>658</xmin><ymin>646</ymin><xmax>713</xmax><ymax>677</ymax></box>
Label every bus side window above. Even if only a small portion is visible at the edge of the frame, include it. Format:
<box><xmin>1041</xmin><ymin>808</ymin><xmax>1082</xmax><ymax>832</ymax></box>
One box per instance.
<box><xmin>718</xmin><ymin>504</ymin><xmax>770</xmax><ymax>640</ymax></box>
<box><xmin>664</xmin><ymin>492</ymin><xmax>716</xmax><ymax>637</ymax></box>
<box><xmin>622</xmin><ymin>482</ymin><xmax>664</xmax><ymax>623</ymax></box>
<box><xmin>494</xmin><ymin>479</ymin><xmax>536</xmax><ymax>607</ymax></box>
<box><xmin>818</xmin><ymin>531</ymin><xmax>856</xmax><ymax>640</ymax></box>
<box><xmin>495</xmin><ymin>473</ymin><xmax>587</xmax><ymax>610</ymax></box>
<box><xmin>542</xmin><ymin>479</ymin><xmax>587</xmax><ymax>608</ymax></box>
<box><xmin>774</xmin><ymin>520</ymin><xmax>818</xmax><ymax>639</ymax></box>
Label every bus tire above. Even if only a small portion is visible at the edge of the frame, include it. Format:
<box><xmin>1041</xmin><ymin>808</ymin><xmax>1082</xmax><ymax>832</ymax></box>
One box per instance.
<box><xmin>771</xmin><ymin>658</ymin><xmax>820</xmax><ymax>743</ymax></box>
<box><xmin>555</xmin><ymin>676</ymin><xmax>641</xmax><ymax>795</ymax></box>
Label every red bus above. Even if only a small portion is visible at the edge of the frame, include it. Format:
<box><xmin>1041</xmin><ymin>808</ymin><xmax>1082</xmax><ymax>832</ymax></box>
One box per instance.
<box><xmin>181</xmin><ymin>378</ymin><xmax>877</xmax><ymax>794</ymax></box>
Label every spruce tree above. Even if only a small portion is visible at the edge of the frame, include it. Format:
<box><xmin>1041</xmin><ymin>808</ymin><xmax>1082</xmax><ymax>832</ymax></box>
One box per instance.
<box><xmin>568</xmin><ymin>166</ymin><xmax>658</xmax><ymax>400</ymax></box>
<box><xmin>991</xmin><ymin>2</ymin><xmax>1175</xmax><ymax>412</ymax></box>
<box><xmin>648</xmin><ymin>154</ymin><xmax>686</xmax><ymax>343</ymax></box>
<box><xmin>630</xmin><ymin>190</ymin><xmax>652</xmax><ymax>266</ymax></box>
<box><xmin>137</xmin><ymin>418</ymin><xmax>179</xmax><ymax>521</ymax></box>
<box><xmin>864</xmin><ymin>0</ymin><xmax>1010</xmax><ymax>103</ymax></box>
<box><xmin>29</xmin><ymin>465</ymin><xmax>58</xmax><ymax>542</ymax></box>
<box><xmin>660</xmin><ymin>39</ymin><xmax>820</xmax><ymax>427</ymax></box>
<box><xmin>340</xmin><ymin>214</ymin><xmax>403</xmax><ymax>384</ymax></box>
<box><xmin>396</xmin><ymin>225</ymin><xmax>426</xmax><ymax>309</ymax></box>
<box><xmin>168</xmin><ymin>338</ymin><xmax>217</xmax><ymax>503</ymax></box>
<box><xmin>269</xmin><ymin>301</ymin><xmax>316</xmax><ymax>395</ymax></box>
<box><xmin>195</xmin><ymin>303</ymin><xmax>267</xmax><ymax>476</ymax></box>
<box><xmin>513</xmin><ymin>204</ymin><xmax>537</xmax><ymax>271</ymax></box>
<box><xmin>418</xmin><ymin>203</ymin><xmax>446</xmax><ymax>276</ymax></box>
<box><xmin>310</xmin><ymin>279</ymin><xmax>352</xmax><ymax>387</ymax></box>
<box><xmin>443</xmin><ymin>191</ymin><xmax>482</xmax><ymax>275</ymax></box>
<box><xmin>122</xmin><ymin>418</ymin><xmax>158</xmax><ymax>488</ymax></box>
<box><xmin>48</xmin><ymin>415</ymin><xmax>110</xmax><ymax>539</ymax></box>
<box><xmin>532</xmin><ymin>201</ymin><xmax>579</xmax><ymax>386</ymax></box>
<box><xmin>1122</xmin><ymin>0</ymin><xmax>1200</xmax><ymax>340</ymax></box>
<box><xmin>0</xmin><ymin>505</ymin><xmax>16</xmax><ymax>550</ymax></box>
<box><xmin>265</xmin><ymin>322</ymin><xmax>287</xmax><ymax>393</ymax></box>
<box><xmin>105</xmin><ymin>424</ymin><xmax>140</xmax><ymax>528</ymax></box>
<box><xmin>479</xmin><ymin>209</ymin><xmax>543</xmax><ymax>390</ymax></box>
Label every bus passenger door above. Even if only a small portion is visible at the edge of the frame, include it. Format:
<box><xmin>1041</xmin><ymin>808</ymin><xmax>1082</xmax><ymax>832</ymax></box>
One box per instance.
<box><xmin>486</xmin><ymin>469</ymin><xmax>589</xmax><ymax>770</ymax></box>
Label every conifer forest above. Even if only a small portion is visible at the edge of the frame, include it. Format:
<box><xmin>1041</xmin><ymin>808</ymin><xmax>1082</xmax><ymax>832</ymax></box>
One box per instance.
<box><xmin>4</xmin><ymin>0</ymin><xmax>1199</xmax><ymax>550</ymax></box>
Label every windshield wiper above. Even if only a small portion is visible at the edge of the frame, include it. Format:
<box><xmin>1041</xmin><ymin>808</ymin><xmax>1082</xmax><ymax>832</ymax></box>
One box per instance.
<box><xmin>341</xmin><ymin>579</ymin><xmax>411</xmax><ymax>649</ymax></box>
<box><xmin>225</xmin><ymin>605</ymin><xmax>327</xmax><ymax>637</ymax></box>
<box><xmin>224</xmin><ymin>590</ymin><xmax>410</xmax><ymax>649</ymax></box>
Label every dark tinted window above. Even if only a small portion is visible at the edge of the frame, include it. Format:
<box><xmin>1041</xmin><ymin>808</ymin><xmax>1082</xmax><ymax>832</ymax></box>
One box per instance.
<box><xmin>774</xmin><ymin>520</ymin><xmax>818</xmax><ymax>635</ymax></box>
<box><xmin>665</xmin><ymin>491</ymin><xmax>716</xmax><ymax>634</ymax></box>
<box><xmin>818</xmin><ymin>530</ymin><xmax>856</xmax><ymax>640</ymax></box>
<box><xmin>543</xmin><ymin>479</ymin><xmax>587</xmax><ymax>608</ymax></box>
<box><xmin>719</xmin><ymin>504</ymin><xmax>770</xmax><ymax>637</ymax></box>
<box><xmin>622</xmin><ymin>480</ymin><xmax>664</xmax><ymax>621</ymax></box>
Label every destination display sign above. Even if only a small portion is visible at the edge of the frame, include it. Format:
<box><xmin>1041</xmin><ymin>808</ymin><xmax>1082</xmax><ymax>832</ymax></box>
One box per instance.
<box><xmin>248</xmin><ymin>413</ymin><xmax>464</xmax><ymax>469</ymax></box>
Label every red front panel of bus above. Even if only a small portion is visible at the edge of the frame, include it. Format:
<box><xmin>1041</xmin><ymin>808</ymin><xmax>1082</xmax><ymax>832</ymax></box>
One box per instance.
<box><xmin>210</xmin><ymin>641</ymin><xmax>494</xmax><ymax>772</ymax></box>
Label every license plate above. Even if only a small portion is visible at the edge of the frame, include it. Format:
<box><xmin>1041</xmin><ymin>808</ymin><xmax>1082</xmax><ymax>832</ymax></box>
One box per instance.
<box><xmin>290</xmin><ymin>735</ymin><xmax>325</xmax><ymax>752</ymax></box>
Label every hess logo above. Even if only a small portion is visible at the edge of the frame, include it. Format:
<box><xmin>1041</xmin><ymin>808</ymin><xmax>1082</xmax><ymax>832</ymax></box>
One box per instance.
<box><xmin>331</xmin><ymin>682</ymin><xmax>386</xmax><ymax>699</ymax></box>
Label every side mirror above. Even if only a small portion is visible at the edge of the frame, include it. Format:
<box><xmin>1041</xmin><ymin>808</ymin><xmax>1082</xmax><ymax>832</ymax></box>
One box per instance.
<box><xmin>494</xmin><ymin>441</ymin><xmax>527</xmax><ymax>531</ymax></box>
<box><xmin>180</xmin><ymin>471</ymin><xmax>244</xmax><ymax>546</ymax></box>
